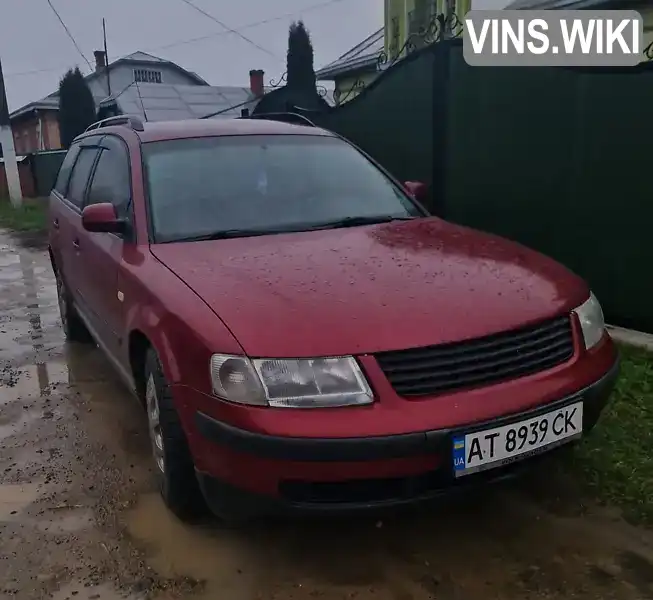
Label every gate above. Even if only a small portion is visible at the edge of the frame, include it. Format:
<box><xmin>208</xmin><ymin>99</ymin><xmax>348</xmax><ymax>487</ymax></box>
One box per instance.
<box><xmin>31</xmin><ymin>150</ymin><xmax>66</xmax><ymax>196</ymax></box>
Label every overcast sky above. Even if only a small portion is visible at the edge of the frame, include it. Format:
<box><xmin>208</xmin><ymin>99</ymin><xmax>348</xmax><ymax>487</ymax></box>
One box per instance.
<box><xmin>1</xmin><ymin>0</ymin><xmax>509</xmax><ymax>112</ymax></box>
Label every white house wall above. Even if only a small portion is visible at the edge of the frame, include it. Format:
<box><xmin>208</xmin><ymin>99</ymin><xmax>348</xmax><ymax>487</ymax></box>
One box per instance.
<box><xmin>88</xmin><ymin>63</ymin><xmax>204</xmax><ymax>100</ymax></box>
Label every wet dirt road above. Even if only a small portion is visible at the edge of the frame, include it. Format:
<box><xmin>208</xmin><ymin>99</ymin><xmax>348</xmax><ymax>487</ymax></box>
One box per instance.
<box><xmin>1</xmin><ymin>231</ymin><xmax>652</xmax><ymax>600</ymax></box>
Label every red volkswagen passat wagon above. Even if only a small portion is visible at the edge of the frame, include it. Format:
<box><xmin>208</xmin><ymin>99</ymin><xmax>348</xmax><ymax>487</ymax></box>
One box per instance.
<box><xmin>48</xmin><ymin>115</ymin><xmax>619</xmax><ymax>521</ymax></box>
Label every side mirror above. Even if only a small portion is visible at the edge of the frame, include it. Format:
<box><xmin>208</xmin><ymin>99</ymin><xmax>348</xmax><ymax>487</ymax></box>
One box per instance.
<box><xmin>82</xmin><ymin>203</ymin><xmax>125</xmax><ymax>234</ymax></box>
<box><xmin>404</xmin><ymin>181</ymin><xmax>428</xmax><ymax>203</ymax></box>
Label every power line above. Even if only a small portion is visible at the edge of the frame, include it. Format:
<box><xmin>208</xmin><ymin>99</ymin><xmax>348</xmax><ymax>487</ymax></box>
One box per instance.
<box><xmin>152</xmin><ymin>0</ymin><xmax>347</xmax><ymax>52</ymax></box>
<box><xmin>45</xmin><ymin>0</ymin><xmax>93</xmax><ymax>71</ymax></box>
<box><xmin>6</xmin><ymin>0</ymin><xmax>351</xmax><ymax>79</ymax></box>
<box><xmin>5</xmin><ymin>66</ymin><xmax>74</xmax><ymax>79</ymax></box>
<box><xmin>106</xmin><ymin>80</ymin><xmax>136</xmax><ymax>102</ymax></box>
<box><xmin>177</xmin><ymin>0</ymin><xmax>279</xmax><ymax>59</ymax></box>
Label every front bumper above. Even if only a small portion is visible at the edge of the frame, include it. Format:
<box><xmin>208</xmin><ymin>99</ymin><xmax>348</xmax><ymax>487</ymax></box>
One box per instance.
<box><xmin>194</xmin><ymin>357</ymin><xmax>619</xmax><ymax>519</ymax></box>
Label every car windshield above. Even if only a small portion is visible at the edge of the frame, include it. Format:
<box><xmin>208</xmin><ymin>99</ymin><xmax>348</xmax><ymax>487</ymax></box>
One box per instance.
<box><xmin>142</xmin><ymin>134</ymin><xmax>422</xmax><ymax>243</ymax></box>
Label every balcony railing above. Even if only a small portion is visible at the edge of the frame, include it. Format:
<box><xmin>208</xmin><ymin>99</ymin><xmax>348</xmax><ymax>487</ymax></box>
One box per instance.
<box><xmin>408</xmin><ymin>1</ymin><xmax>461</xmax><ymax>51</ymax></box>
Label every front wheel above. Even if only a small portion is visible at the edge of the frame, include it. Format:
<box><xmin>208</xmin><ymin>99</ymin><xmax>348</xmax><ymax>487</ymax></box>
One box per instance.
<box><xmin>144</xmin><ymin>348</ymin><xmax>206</xmax><ymax>520</ymax></box>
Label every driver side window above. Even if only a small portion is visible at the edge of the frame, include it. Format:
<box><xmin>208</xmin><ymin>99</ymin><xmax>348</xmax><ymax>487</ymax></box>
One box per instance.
<box><xmin>86</xmin><ymin>137</ymin><xmax>132</xmax><ymax>222</ymax></box>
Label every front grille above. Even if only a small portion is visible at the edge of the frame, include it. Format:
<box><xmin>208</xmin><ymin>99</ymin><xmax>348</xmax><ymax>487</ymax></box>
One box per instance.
<box><xmin>375</xmin><ymin>316</ymin><xmax>574</xmax><ymax>397</ymax></box>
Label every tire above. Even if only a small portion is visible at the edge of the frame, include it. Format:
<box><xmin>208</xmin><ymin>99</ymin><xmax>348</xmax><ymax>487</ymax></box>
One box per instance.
<box><xmin>144</xmin><ymin>348</ymin><xmax>206</xmax><ymax>520</ymax></box>
<box><xmin>55</xmin><ymin>269</ymin><xmax>93</xmax><ymax>343</ymax></box>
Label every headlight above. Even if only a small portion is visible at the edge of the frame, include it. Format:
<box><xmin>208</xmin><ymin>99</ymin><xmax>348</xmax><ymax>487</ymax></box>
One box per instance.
<box><xmin>209</xmin><ymin>355</ymin><xmax>373</xmax><ymax>408</ymax></box>
<box><xmin>573</xmin><ymin>292</ymin><xmax>605</xmax><ymax>350</ymax></box>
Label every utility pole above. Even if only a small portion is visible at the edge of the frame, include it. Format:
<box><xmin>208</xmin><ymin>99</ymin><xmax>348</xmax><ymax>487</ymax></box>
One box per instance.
<box><xmin>0</xmin><ymin>57</ymin><xmax>22</xmax><ymax>207</ymax></box>
<box><xmin>103</xmin><ymin>19</ymin><xmax>111</xmax><ymax>95</ymax></box>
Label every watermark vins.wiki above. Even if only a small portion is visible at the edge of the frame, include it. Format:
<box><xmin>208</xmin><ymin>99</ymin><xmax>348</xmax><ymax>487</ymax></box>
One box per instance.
<box><xmin>463</xmin><ymin>11</ymin><xmax>644</xmax><ymax>66</ymax></box>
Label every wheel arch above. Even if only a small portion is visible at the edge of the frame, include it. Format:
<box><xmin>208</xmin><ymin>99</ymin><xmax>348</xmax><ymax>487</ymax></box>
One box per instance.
<box><xmin>126</xmin><ymin>315</ymin><xmax>182</xmax><ymax>402</ymax></box>
<box><xmin>128</xmin><ymin>328</ymin><xmax>151</xmax><ymax>402</ymax></box>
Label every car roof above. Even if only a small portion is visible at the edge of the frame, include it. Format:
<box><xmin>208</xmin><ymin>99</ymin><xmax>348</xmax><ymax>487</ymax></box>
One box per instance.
<box><xmin>129</xmin><ymin>118</ymin><xmax>335</xmax><ymax>143</ymax></box>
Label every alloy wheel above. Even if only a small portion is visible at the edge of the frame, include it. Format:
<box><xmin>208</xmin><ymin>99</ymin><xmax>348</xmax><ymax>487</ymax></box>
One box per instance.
<box><xmin>146</xmin><ymin>374</ymin><xmax>166</xmax><ymax>474</ymax></box>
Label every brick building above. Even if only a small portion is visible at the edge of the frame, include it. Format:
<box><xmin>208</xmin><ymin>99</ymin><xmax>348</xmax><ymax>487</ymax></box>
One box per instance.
<box><xmin>10</xmin><ymin>103</ymin><xmax>61</xmax><ymax>154</ymax></box>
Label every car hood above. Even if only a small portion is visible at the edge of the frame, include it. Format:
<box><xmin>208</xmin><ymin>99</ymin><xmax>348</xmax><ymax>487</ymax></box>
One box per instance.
<box><xmin>150</xmin><ymin>218</ymin><xmax>588</xmax><ymax>357</ymax></box>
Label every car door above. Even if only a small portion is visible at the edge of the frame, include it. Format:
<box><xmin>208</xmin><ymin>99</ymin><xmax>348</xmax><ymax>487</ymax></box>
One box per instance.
<box><xmin>78</xmin><ymin>134</ymin><xmax>133</xmax><ymax>360</ymax></box>
<box><xmin>49</xmin><ymin>141</ymin><xmax>81</xmax><ymax>266</ymax></box>
<box><xmin>56</xmin><ymin>138</ymin><xmax>102</xmax><ymax>314</ymax></box>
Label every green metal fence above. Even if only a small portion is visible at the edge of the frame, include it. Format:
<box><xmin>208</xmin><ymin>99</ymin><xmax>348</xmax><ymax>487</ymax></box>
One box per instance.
<box><xmin>444</xmin><ymin>45</ymin><xmax>653</xmax><ymax>332</ymax></box>
<box><xmin>313</xmin><ymin>48</ymin><xmax>443</xmax><ymax>212</ymax></box>
<box><xmin>31</xmin><ymin>150</ymin><xmax>66</xmax><ymax>197</ymax></box>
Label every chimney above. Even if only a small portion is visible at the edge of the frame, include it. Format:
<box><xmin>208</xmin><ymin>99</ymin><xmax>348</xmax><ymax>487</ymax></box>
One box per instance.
<box><xmin>249</xmin><ymin>69</ymin><xmax>264</xmax><ymax>97</ymax></box>
<box><xmin>93</xmin><ymin>50</ymin><xmax>106</xmax><ymax>72</ymax></box>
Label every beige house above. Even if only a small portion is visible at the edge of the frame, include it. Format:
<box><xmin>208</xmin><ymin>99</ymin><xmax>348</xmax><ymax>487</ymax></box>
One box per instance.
<box><xmin>316</xmin><ymin>0</ymin><xmax>473</xmax><ymax>104</ymax></box>
<box><xmin>315</xmin><ymin>29</ymin><xmax>384</xmax><ymax>104</ymax></box>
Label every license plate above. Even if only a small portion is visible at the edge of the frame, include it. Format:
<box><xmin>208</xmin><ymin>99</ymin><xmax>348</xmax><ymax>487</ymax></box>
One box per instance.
<box><xmin>452</xmin><ymin>401</ymin><xmax>583</xmax><ymax>477</ymax></box>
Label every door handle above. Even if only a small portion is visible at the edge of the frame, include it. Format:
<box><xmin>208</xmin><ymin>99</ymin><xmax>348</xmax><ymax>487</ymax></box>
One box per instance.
<box><xmin>53</xmin><ymin>218</ymin><xmax>59</xmax><ymax>229</ymax></box>
<box><xmin>72</xmin><ymin>239</ymin><xmax>80</xmax><ymax>250</ymax></box>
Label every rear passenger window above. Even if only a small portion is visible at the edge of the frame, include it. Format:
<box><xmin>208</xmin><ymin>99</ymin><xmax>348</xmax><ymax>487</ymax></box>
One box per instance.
<box><xmin>86</xmin><ymin>139</ymin><xmax>131</xmax><ymax>219</ymax></box>
<box><xmin>53</xmin><ymin>143</ymin><xmax>81</xmax><ymax>196</ymax></box>
<box><xmin>66</xmin><ymin>148</ymin><xmax>99</xmax><ymax>208</ymax></box>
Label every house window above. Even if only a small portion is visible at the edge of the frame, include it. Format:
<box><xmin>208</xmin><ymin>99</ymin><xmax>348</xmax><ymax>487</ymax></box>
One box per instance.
<box><xmin>133</xmin><ymin>69</ymin><xmax>162</xmax><ymax>84</ymax></box>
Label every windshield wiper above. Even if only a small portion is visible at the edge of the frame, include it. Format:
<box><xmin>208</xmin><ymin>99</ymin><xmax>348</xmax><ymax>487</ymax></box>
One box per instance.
<box><xmin>166</xmin><ymin>216</ymin><xmax>417</xmax><ymax>243</ymax></box>
<box><xmin>168</xmin><ymin>226</ymin><xmax>297</xmax><ymax>243</ymax></box>
<box><xmin>306</xmin><ymin>215</ymin><xmax>417</xmax><ymax>231</ymax></box>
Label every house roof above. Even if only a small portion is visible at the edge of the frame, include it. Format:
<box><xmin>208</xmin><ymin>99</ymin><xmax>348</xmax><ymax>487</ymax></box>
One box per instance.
<box><xmin>9</xmin><ymin>88</ymin><xmax>111</xmax><ymax>120</ymax></box>
<box><xmin>315</xmin><ymin>28</ymin><xmax>384</xmax><ymax>80</ymax></box>
<box><xmin>121</xmin><ymin>51</ymin><xmax>167</xmax><ymax>63</ymax></box>
<box><xmin>107</xmin><ymin>51</ymin><xmax>209</xmax><ymax>86</ymax></box>
<box><xmin>9</xmin><ymin>99</ymin><xmax>59</xmax><ymax>120</ymax></box>
<box><xmin>9</xmin><ymin>50</ymin><xmax>209</xmax><ymax>120</ymax></box>
<box><xmin>99</xmin><ymin>82</ymin><xmax>262</xmax><ymax>121</ymax></box>
<box><xmin>0</xmin><ymin>155</ymin><xmax>29</xmax><ymax>163</ymax></box>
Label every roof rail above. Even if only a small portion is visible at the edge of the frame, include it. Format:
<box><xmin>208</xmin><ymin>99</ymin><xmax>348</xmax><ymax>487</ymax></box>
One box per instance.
<box><xmin>244</xmin><ymin>112</ymin><xmax>316</xmax><ymax>127</ymax></box>
<box><xmin>84</xmin><ymin>115</ymin><xmax>145</xmax><ymax>133</ymax></box>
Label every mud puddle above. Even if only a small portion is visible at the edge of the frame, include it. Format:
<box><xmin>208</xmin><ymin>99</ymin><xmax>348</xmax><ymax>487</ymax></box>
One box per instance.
<box><xmin>122</xmin><ymin>486</ymin><xmax>653</xmax><ymax>600</ymax></box>
<box><xmin>0</xmin><ymin>231</ymin><xmax>652</xmax><ymax>600</ymax></box>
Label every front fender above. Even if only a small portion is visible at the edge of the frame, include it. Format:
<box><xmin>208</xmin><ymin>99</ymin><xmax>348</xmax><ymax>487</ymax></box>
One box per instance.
<box><xmin>121</xmin><ymin>248</ymin><xmax>245</xmax><ymax>395</ymax></box>
<box><xmin>124</xmin><ymin>289</ymin><xmax>244</xmax><ymax>395</ymax></box>
<box><xmin>126</xmin><ymin>303</ymin><xmax>182</xmax><ymax>382</ymax></box>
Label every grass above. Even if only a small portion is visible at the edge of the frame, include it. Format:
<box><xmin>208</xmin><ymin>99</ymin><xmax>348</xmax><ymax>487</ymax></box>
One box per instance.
<box><xmin>567</xmin><ymin>343</ymin><xmax>653</xmax><ymax>524</ymax></box>
<box><xmin>0</xmin><ymin>198</ymin><xmax>48</xmax><ymax>234</ymax></box>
